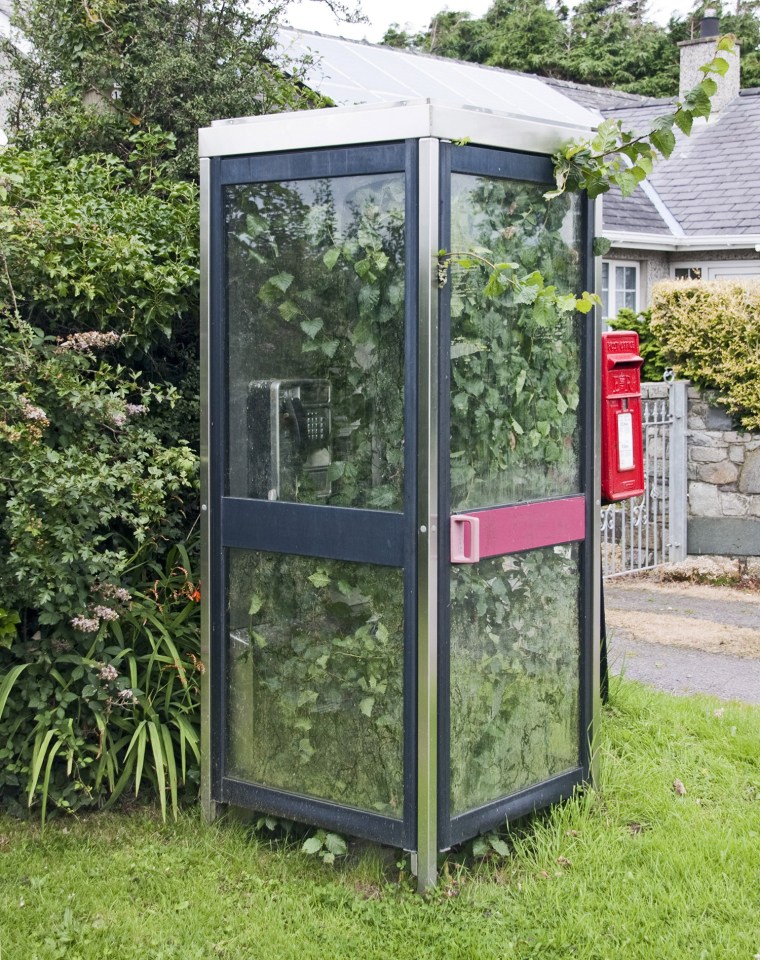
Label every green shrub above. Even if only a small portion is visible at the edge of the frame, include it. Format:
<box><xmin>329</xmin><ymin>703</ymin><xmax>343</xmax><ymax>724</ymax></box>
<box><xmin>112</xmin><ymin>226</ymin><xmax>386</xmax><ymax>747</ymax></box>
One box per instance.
<box><xmin>0</xmin><ymin>538</ymin><xmax>202</xmax><ymax>821</ymax></box>
<box><xmin>0</xmin><ymin>137</ymin><xmax>203</xmax><ymax>819</ymax></box>
<box><xmin>650</xmin><ymin>280</ymin><xmax>760</xmax><ymax>430</ymax></box>
<box><xmin>606</xmin><ymin>307</ymin><xmax>670</xmax><ymax>383</ymax></box>
<box><xmin>0</xmin><ymin>137</ymin><xmax>199</xmax><ymax>350</ymax></box>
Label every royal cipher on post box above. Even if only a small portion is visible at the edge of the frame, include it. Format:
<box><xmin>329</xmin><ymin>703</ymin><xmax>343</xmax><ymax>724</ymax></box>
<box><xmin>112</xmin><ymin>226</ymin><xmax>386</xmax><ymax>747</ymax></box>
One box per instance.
<box><xmin>601</xmin><ymin>330</ymin><xmax>645</xmax><ymax>503</ymax></box>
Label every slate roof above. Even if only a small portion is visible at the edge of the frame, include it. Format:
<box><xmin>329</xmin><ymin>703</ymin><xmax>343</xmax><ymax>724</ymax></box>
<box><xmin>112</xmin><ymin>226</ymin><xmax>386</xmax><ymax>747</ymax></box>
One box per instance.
<box><xmin>646</xmin><ymin>89</ymin><xmax>760</xmax><ymax>236</ymax></box>
<box><xmin>602</xmin><ymin>182</ymin><xmax>673</xmax><ymax>236</ymax></box>
<box><xmin>542</xmin><ymin>76</ymin><xmax>669</xmax><ymax>114</ymax></box>
<box><xmin>555</xmin><ymin>80</ymin><xmax>760</xmax><ymax>239</ymax></box>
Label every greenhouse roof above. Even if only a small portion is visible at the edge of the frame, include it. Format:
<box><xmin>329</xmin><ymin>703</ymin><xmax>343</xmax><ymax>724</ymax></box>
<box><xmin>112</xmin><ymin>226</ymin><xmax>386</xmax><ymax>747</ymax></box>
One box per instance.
<box><xmin>276</xmin><ymin>28</ymin><xmax>599</xmax><ymax>133</ymax></box>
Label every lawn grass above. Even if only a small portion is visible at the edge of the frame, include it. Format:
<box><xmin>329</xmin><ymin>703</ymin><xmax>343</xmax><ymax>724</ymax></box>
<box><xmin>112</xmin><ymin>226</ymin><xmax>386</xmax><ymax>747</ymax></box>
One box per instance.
<box><xmin>0</xmin><ymin>679</ymin><xmax>758</xmax><ymax>960</ymax></box>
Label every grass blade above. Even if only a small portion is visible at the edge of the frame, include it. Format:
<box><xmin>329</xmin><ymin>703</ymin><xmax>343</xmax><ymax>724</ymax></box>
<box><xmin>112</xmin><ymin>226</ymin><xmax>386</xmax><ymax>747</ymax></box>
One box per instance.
<box><xmin>161</xmin><ymin>723</ymin><xmax>178</xmax><ymax>820</ymax></box>
<box><xmin>147</xmin><ymin>720</ymin><xmax>167</xmax><ymax>821</ymax></box>
<box><xmin>0</xmin><ymin>663</ymin><xmax>30</xmax><ymax>719</ymax></box>
<box><xmin>125</xmin><ymin>720</ymin><xmax>147</xmax><ymax>795</ymax></box>
<box><xmin>40</xmin><ymin>738</ymin><xmax>63</xmax><ymax>826</ymax></box>
<box><xmin>28</xmin><ymin>729</ymin><xmax>57</xmax><ymax>807</ymax></box>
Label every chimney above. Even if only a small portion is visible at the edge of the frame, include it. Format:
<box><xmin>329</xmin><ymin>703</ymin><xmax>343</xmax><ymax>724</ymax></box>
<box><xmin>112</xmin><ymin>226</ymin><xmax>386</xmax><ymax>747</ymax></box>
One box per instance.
<box><xmin>679</xmin><ymin>9</ymin><xmax>740</xmax><ymax>114</ymax></box>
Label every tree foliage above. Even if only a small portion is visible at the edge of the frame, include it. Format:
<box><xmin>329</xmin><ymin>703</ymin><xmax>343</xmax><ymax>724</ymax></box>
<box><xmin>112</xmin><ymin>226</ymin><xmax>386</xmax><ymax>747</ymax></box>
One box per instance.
<box><xmin>383</xmin><ymin>0</ymin><xmax>758</xmax><ymax>97</ymax></box>
<box><xmin>1</xmin><ymin>0</ymin><xmax>326</xmax><ymax>178</ymax></box>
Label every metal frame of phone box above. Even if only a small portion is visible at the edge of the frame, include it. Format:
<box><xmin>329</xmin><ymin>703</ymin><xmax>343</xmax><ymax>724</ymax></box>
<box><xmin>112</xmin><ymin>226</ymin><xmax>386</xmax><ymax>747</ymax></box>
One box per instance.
<box><xmin>199</xmin><ymin>99</ymin><xmax>602</xmax><ymax>892</ymax></box>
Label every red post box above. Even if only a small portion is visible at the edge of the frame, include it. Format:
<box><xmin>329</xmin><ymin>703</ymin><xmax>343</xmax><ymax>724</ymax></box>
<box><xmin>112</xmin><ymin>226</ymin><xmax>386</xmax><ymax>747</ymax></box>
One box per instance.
<box><xmin>601</xmin><ymin>331</ymin><xmax>645</xmax><ymax>503</ymax></box>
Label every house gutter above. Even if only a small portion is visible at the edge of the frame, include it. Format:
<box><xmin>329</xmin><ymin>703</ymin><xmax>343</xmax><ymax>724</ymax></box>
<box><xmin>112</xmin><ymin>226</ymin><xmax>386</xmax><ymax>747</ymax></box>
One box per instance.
<box><xmin>606</xmin><ymin>231</ymin><xmax>760</xmax><ymax>253</ymax></box>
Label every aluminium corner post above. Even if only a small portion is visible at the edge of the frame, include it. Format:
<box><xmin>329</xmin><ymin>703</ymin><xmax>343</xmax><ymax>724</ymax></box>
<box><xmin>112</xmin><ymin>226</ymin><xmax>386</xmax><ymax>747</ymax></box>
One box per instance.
<box><xmin>589</xmin><ymin>196</ymin><xmax>604</xmax><ymax>788</ymax></box>
<box><xmin>199</xmin><ymin>156</ymin><xmax>220</xmax><ymax>823</ymax></box>
<box><xmin>416</xmin><ymin>137</ymin><xmax>440</xmax><ymax>892</ymax></box>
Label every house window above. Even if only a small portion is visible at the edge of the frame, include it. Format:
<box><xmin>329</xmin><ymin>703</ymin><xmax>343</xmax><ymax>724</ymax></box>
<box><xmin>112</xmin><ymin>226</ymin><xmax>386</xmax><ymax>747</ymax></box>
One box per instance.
<box><xmin>601</xmin><ymin>261</ymin><xmax>639</xmax><ymax>319</ymax></box>
<box><xmin>672</xmin><ymin>261</ymin><xmax>760</xmax><ymax>281</ymax></box>
<box><xmin>674</xmin><ymin>267</ymin><xmax>702</xmax><ymax>280</ymax></box>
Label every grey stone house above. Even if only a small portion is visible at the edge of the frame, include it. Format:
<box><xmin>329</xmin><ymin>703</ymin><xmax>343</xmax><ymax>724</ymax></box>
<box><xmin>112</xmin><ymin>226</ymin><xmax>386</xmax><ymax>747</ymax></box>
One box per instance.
<box><xmin>546</xmin><ymin>18</ymin><xmax>760</xmax><ymax>318</ymax></box>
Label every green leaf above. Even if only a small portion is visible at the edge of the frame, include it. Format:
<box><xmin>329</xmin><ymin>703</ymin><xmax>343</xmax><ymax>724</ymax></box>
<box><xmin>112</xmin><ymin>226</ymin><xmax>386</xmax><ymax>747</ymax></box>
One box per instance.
<box><xmin>585</xmin><ymin>178</ymin><xmax>610</xmax><ymax>200</ymax></box>
<box><xmin>513</xmin><ymin>281</ymin><xmax>541</xmax><ymax>306</ymax></box>
<box><xmin>615</xmin><ymin>171</ymin><xmax>639</xmax><ymax>198</ymax></box>
<box><xmin>245</xmin><ymin>212</ymin><xmax>267</xmax><ymax>238</ymax></box>
<box><xmin>472</xmin><ymin>836</ymin><xmax>489</xmax><ymax>857</ymax></box>
<box><xmin>702</xmin><ymin>56</ymin><xmax>729</xmax><ymax>77</ymax></box>
<box><xmin>514</xmin><ymin>369</ymin><xmax>527</xmax><ymax>395</ymax></box>
<box><xmin>308</xmin><ymin>571</ymin><xmax>330</xmax><ymax>588</ymax></box>
<box><xmin>300</xmin><ymin>318</ymin><xmax>324</xmax><ymax>339</ymax></box>
<box><xmin>323</xmin><ymin>247</ymin><xmax>341</xmax><ymax>270</ymax></box>
<box><xmin>324</xmin><ymin>833</ymin><xmax>347</xmax><ymax>856</ymax></box>
<box><xmin>701</xmin><ymin>77</ymin><xmax>718</xmax><ymax>97</ymax></box>
<box><xmin>269</xmin><ymin>272</ymin><xmax>294</xmax><ymax>293</ymax></box>
<box><xmin>302</xmin><ymin>836</ymin><xmax>323</xmax><ymax>855</ymax></box>
<box><xmin>327</xmin><ymin>461</ymin><xmax>346</xmax><ymax>482</ymax></box>
<box><xmin>161</xmin><ymin>723</ymin><xmax>179</xmax><ymax>820</ymax></box>
<box><xmin>248</xmin><ymin>594</ymin><xmax>264</xmax><ymax>616</ymax></box>
<box><xmin>147</xmin><ymin>721</ymin><xmax>167</xmax><ymax>822</ymax></box>
<box><xmin>40</xmin><ymin>738</ymin><xmax>63</xmax><ymax>827</ymax></box>
<box><xmin>674</xmin><ymin>110</ymin><xmax>693</xmax><ymax>137</ymax></box>
<box><xmin>556</xmin><ymin>293</ymin><xmax>578</xmax><ymax>314</ymax></box>
<box><xmin>489</xmin><ymin>837</ymin><xmax>510</xmax><ymax>857</ymax></box>
<box><xmin>593</xmin><ymin>237</ymin><xmax>612</xmax><ymax>258</ymax></box>
<box><xmin>575</xmin><ymin>292</ymin><xmax>598</xmax><ymax>315</ymax></box>
<box><xmin>28</xmin><ymin>729</ymin><xmax>58</xmax><ymax>809</ymax></box>
<box><xmin>359</xmin><ymin>697</ymin><xmax>375</xmax><ymax>717</ymax></box>
<box><xmin>0</xmin><ymin>663</ymin><xmax>29</xmax><ymax>719</ymax></box>
<box><xmin>650</xmin><ymin>128</ymin><xmax>676</xmax><ymax>159</ymax></box>
<box><xmin>278</xmin><ymin>300</ymin><xmax>301</xmax><ymax>323</ymax></box>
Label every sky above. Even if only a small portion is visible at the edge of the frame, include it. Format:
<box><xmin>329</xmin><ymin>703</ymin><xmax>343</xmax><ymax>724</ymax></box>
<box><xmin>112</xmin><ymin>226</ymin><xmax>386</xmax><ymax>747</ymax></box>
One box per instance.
<box><xmin>283</xmin><ymin>0</ymin><xmax>692</xmax><ymax>43</ymax></box>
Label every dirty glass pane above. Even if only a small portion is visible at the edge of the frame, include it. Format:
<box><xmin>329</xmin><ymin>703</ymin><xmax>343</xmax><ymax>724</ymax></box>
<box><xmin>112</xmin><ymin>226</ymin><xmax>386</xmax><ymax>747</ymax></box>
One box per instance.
<box><xmin>227</xmin><ymin>549</ymin><xmax>404</xmax><ymax>817</ymax></box>
<box><xmin>225</xmin><ymin>173</ymin><xmax>405</xmax><ymax>510</ymax></box>
<box><xmin>449</xmin><ymin>545</ymin><xmax>580</xmax><ymax>816</ymax></box>
<box><xmin>449</xmin><ymin>174</ymin><xmax>583</xmax><ymax>511</ymax></box>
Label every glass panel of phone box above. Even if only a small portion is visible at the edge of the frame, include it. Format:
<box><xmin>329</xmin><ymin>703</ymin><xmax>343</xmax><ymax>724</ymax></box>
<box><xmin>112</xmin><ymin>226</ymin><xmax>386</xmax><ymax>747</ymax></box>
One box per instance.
<box><xmin>224</xmin><ymin>173</ymin><xmax>406</xmax><ymax>814</ymax></box>
<box><xmin>447</xmin><ymin>175</ymin><xmax>583</xmax><ymax>816</ymax></box>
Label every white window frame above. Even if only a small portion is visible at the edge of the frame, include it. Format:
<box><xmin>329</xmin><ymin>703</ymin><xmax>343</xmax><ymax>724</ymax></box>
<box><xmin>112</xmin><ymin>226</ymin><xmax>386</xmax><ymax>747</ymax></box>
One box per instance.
<box><xmin>671</xmin><ymin>259</ymin><xmax>760</xmax><ymax>282</ymax></box>
<box><xmin>601</xmin><ymin>260</ymin><xmax>640</xmax><ymax>319</ymax></box>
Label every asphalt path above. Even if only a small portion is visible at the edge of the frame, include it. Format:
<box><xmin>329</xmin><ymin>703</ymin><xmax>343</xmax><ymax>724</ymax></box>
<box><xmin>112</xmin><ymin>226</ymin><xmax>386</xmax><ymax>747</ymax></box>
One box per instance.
<box><xmin>605</xmin><ymin>580</ymin><xmax>760</xmax><ymax>705</ymax></box>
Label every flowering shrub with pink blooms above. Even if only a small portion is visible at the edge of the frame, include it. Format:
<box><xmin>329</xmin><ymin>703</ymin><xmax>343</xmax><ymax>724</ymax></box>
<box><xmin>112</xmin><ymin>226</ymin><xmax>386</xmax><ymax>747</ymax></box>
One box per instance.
<box><xmin>0</xmin><ymin>138</ymin><xmax>201</xmax><ymax>819</ymax></box>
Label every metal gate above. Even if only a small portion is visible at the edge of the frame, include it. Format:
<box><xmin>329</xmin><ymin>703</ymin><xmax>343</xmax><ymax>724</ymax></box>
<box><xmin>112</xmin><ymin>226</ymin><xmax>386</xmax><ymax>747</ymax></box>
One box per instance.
<box><xmin>601</xmin><ymin>380</ymin><xmax>687</xmax><ymax>577</ymax></box>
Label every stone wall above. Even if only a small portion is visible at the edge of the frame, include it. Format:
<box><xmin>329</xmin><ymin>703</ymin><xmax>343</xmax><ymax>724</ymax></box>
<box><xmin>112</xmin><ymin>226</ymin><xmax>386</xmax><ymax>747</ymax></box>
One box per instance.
<box><xmin>686</xmin><ymin>388</ymin><xmax>760</xmax><ymax>556</ymax></box>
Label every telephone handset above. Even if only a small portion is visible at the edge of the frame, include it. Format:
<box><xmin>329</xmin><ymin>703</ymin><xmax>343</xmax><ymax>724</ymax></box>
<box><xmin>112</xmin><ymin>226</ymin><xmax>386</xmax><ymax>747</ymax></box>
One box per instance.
<box><xmin>279</xmin><ymin>394</ymin><xmax>308</xmax><ymax>454</ymax></box>
<box><xmin>248</xmin><ymin>379</ymin><xmax>332</xmax><ymax>501</ymax></box>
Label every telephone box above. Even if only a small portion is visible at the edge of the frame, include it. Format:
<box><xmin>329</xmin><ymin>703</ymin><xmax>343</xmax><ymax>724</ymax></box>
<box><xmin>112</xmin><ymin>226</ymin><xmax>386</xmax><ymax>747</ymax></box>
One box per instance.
<box><xmin>200</xmin><ymin>99</ymin><xmax>602</xmax><ymax>892</ymax></box>
<box><xmin>600</xmin><ymin>331</ymin><xmax>645</xmax><ymax>503</ymax></box>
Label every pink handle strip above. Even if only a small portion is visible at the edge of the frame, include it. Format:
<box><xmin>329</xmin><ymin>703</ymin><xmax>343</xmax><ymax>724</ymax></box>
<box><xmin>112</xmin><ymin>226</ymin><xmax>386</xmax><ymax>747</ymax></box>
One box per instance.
<box><xmin>450</xmin><ymin>515</ymin><xmax>480</xmax><ymax>564</ymax></box>
<box><xmin>451</xmin><ymin>496</ymin><xmax>586</xmax><ymax>563</ymax></box>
